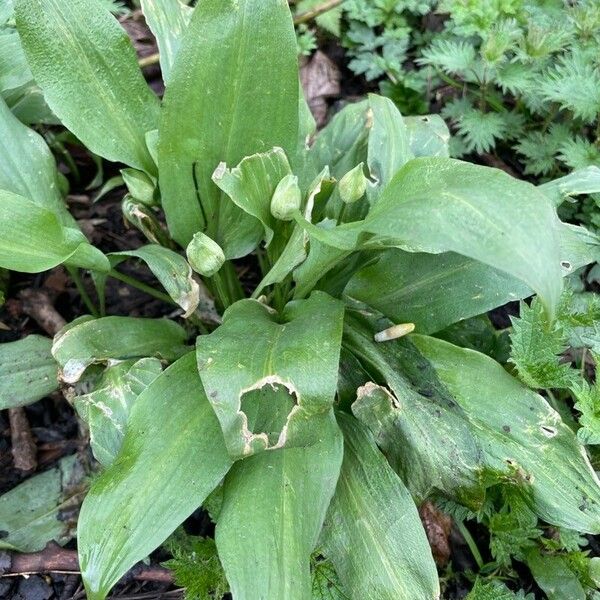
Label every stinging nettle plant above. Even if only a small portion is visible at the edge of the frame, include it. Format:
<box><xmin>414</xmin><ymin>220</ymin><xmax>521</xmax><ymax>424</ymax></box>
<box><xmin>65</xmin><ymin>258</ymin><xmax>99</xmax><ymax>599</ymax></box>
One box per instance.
<box><xmin>3</xmin><ymin>0</ymin><xmax>600</xmax><ymax>598</ymax></box>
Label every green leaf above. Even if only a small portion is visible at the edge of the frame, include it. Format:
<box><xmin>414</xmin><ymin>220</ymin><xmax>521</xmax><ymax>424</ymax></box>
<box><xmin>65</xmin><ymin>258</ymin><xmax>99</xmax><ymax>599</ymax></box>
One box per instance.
<box><xmin>73</xmin><ymin>358</ymin><xmax>163</xmax><ymax>467</ymax></box>
<box><xmin>15</xmin><ymin>0</ymin><xmax>160</xmax><ymax>173</ymax></box>
<box><xmin>0</xmin><ymin>335</ymin><xmax>58</xmax><ymax>409</ymax></box>
<box><xmin>572</xmin><ymin>380</ymin><xmax>600</xmax><ymax>445</ymax></box>
<box><xmin>526</xmin><ymin>550</ymin><xmax>586</xmax><ymax>600</ymax></box>
<box><xmin>418</xmin><ymin>39</ymin><xmax>477</xmax><ymax>75</ymax></box>
<box><xmin>347</xmin><ymin>315</ymin><xmax>600</xmax><ymax>532</ymax></box>
<box><xmin>0</xmin><ymin>28</ymin><xmax>32</xmax><ymax>93</ymax></box>
<box><xmin>196</xmin><ymin>292</ymin><xmax>345</xmax><ymax>459</ymax></box>
<box><xmin>0</xmin><ymin>190</ymin><xmax>109</xmax><ymax>273</ymax></box>
<box><xmin>364</xmin><ymin>158</ymin><xmax>563</xmax><ymax>319</ymax></box>
<box><xmin>215</xmin><ymin>410</ymin><xmax>343</xmax><ymax>600</ymax></box>
<box><xmin>0</xmin><ymin>454</ymin><xmax>87</xmax><ymax>552</ymax></box>
<box><xmin>311</xmin><ymin>554</ymin><xmax>347</xmax><ymax>600</ymax></box>
<box><xmin>159</xmin><ymin>0</ymin><xmax>299</xmax><ymax>247</ymax></box>
<box><xmin>321</xmin><ymin>413</ymin><xmax>439</xmax><ymax>600</ymax></box>
<box><xmin>52</xmin><ymin>316</ymin><xmax>188</xmax><ymax>384</ymax></box>
<box><xmin>140</xmin><ymin>0</ymin><xmax>192</xmax><ymax>83</ymax></box>
<box><xmin>0</xmin><ymin>95</ymin><xmax>70</xmax><ymax>223</ymax></box>
<box><xmin>366</xmin><ymin>94</ymin><xmax>413</xmax><ymax>196</ymax></box>
<box><xmin>79</xmin><ymin>353</ymin><xmax>232</xmax><ymax>600</ymax></box>
<box><xmin>212</xmin><ymin>147</ymin><xmax>292</xmax><ymax>254</ymax></box>
<box><xmin>540</xmin><ymin>166</ymin><xmax>600</xmax><ymax>207</ymax></box>
<box><xmin>109</xmin><ymin>245</ymin><xmax>200</xmax><ymax>317</ymax></box>
<box><xmin>404</xmin><ymin>114</ymin><xmax>450</xmax><ymax>158</ymax></box>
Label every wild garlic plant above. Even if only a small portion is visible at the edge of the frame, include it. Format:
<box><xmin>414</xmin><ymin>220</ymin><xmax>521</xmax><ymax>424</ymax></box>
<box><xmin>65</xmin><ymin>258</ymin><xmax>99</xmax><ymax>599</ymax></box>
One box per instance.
<box><xmin>2</xmin><ymin>0</ymin><xmax>600</xmax><ymax>599</ymax></box>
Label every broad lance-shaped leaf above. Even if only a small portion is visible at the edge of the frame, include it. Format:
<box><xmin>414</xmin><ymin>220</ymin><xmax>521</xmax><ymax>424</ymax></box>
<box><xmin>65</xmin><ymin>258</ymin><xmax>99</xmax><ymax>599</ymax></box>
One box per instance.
<box><xmin>0</xmin><ymin>454</ymin><xmax>87</xmax><ymax>552</ymax></box>
<box><xmin>52</xmin><ymin>316</ymin><xmax>188</xmax><ymax>384</ymax></box>
<box><xmin>344</xmin><ymin>221</ymin><xmax>600</xmax><ymax>335</ymax></box>
<box><xmin>404</xmin><ymin>114</ymin><xmax>450</xmax><ymax>158</ymax></box>
<box><xmin>159</xmin><ymin>0</ymin><xmax>299</xmax><ymax>247</ymax></box>
<box><xmin>73</xmin><ymin>358</ymin><xmax>163</xmax><ymax>467</ymax></box>
<box><xmin>0</xmin><ymin>335</ymin><xmax>58</xmax><ymax>409</ymax></box>
<box><xmin>79</xmin><ymin>353</ymin><xmax>232</xmax><ymax>600</ymax></box>
<box><xmin>15</xmin><ymin>0</ymin><xmax>159</xmax><ymax>173</ymax></box>
<box><xmin>366</xmin><ymin>94</ymin><xmax>412</xmax><ymax>198</ymax></box>
<box><xmin>0</xmin><ymin>96</ymin><xmax>72</xmax><ymax>225</ymax></box>
<box><xmin>196</xmin><ymin>292</ymin><xmax>345</xmax><ymax>459</ymax></box>
<box><xmin>140</xmin><ymin>0</ymin><xmax>192</xmax><ymax>84</ymax></box>
<box><xmin>108</xmin><ymin>245</ymin><xmax>200</xmax><ymax>317</ymax></box>
<box><xmin>348</xmin><ymin>314</ymin><xmax>600</xmax><ymax>532</ymax></box>
<box><xmin>0</xmin><ymin>190</ymin><xmax>109</xmax><ymax>273</ymax></box>
<box><xmin>539</xmin><ymin>166</ymin><xmax>600</xmax><ymax>207</ymax></box>
<box><xmin>216</xmin><ymin>409</ymin><xmax>343</xmax><ymax>600</ymax></box>
<box><xmin>300</xmin><ymin>158</ymin><xmax>563</xmax><ymax>318</ymax></box>
<box><xmin>212</xmin><ymin>147</ymin><xmax>292</xmax><ymax>250</ymax></box>
<box><xmin>321</xmin><ymin>413</ymin><xmax>439</xmax><ymax>600</ymax></box>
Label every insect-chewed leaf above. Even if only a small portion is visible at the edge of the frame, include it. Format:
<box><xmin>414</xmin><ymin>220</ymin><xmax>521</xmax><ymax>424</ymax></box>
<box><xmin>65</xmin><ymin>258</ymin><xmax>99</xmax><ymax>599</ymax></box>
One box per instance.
<box><xmin>78</xmin><ymin>353</ymin><xmax>232</xmax><ymax>600</ymax></box>
<box><xmin>0</xmin><ymin>454</ymin><xmax>87</xmax><ymax>552</ymax></box>
<box><xmin>0</xmin><ymin>335</ymin><xmax>58</xmax><ymax>410</ymax></box>
<box><xmin>212</xmin><ymin>147</ymin><xmax>292</xmax><ymax>252</ymax></box>
<box><xmin>321</xmin><ymin>413</ymin><xmax>440</xmax><ymax>600</ymax></box>
<box><xmin>404</xmin><ymin>114</ymin><xmax>450</xmax><ymax>158</ymax></box>
<box><xmin>347</xmin><ymin>313</ymin><xmax>600</xmax><ymax>533</ymax></box>
<box><xmin>216</xmin><ymin>410</ymin><xmax>343</xmax><ymax>600</ymax></box>
<box><xmin>0</xmin><ymin>96</ymin><xmax>72</xmax><ymax>225</ymax></box>
<box><xmin>139</xmin><ymin>0</ymin><xmax>192</xmax><ymax>84</ymax></box>
<box><xmin>52</xmin><ymin>316</ymin><xmax>188</xmax><ymax>384</ymax></box>
<box><xmin>539</xmin><ymin>166</ymin><xmax>600</xmax><ymax>207</ymax></box>
<box><xmin>196</xmin><ymin>292</ymin><xmax>345</xmax><ymax>459</ymax></box>
<box><xmin>73</xmin><ymin>358</ymin><xmax>163</xmax><ymax>467</ymax></box>
<box><xmin>15</xmin><ymin>0</ymin><xmax>160</xmax><ymax>173</ymax></box>
<box><xmin>109</xmin><ymin>245</ymin><xmax>201</xmax><ymax>317</ymax></box>
<box><xmin>159</xmin><ymin>0</ymin><xmax>299</xmax><ymax>247</ymax></box>
<box><xmin>0</xmin><ymin>190</ymin><xmax>109</xmax><ymax>274</ymax></box>
<box><xmin>344</xmin><ymin>221</ymin><xmax>599</xmax><ymax>335</ymax></box>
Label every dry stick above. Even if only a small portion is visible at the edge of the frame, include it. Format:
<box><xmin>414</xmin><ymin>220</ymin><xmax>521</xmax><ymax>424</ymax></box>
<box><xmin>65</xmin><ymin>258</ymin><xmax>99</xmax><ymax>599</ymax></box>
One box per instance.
<box><xmin>137</xmin><ymin>0</ymin><xmax>346</xmax><ymax>69</ymax></box>
<box><xmin>7</xmin><ymin>407</ymin><xmax>37</xmax><ymax>472</ymax></box>
<box><xmin>5</xmin><ymin>545</ymin><xmax>174</xmax><ymax>584</ymax></box>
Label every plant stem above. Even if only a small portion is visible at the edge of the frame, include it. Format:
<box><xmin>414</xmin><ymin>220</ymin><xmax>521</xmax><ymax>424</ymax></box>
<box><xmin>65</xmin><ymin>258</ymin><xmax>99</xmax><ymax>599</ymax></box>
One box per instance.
<box><xmin>293</xmin><ymin>0</ymin><xmax>344</xmax><ymax>25</ymax></box>
<box><xmin>108</xmin><ymin>269</ymin><xmax>176</xmax><ymax>306</ymax></box>
<box><xmin>138</xmin><ymin>52</ymin><xmax>160</xmax><ymax>68</ymax></box>
<box><xmin>456</xmin><ymin>520</ymin><xmax>484</xmax><ymax>570</ymax></box>
<box><xmin>66</xmin><ymin>266</ymin><xmax>99</xmax><ymax>317</ymax></box>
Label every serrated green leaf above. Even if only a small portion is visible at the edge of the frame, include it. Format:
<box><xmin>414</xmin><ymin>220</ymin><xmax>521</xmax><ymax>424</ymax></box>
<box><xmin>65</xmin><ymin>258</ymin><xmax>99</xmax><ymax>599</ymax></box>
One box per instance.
<box><xmin>15</xmin><ymin>0</ymin><xmax>160</xmax><ymax>172</ymax></box>
<box><xmin>215</xmin><ymin>409</ymin><xmax>343</xmax><ymax>600</ymax></box>
<box><xmin>196</xmin><ymin>292</ymin><xmax>344</xmax><ymax>459</ymax></box>
<box><xmin>52</xmin><ymin>316</ymin><xmax>188</xmax><ymax>384</ymax></box>
<box><xmin>79</xmin><ymin>353</ymin><xmax>232</xmax><ymax>600</ymax></box>
<box><xmin>0</xmin><ymin>335</ymin><xmax>58</xmax><ymax>409</ymax></box>
<box><xmin>159</xmin><ymin>0</ymin><xmax>299</xmax><ymax>247</ymax></box>
<box><xmin>321</xmin><ymin>413</ymin><xmax>439</xmax><ymax>600</ymax></box>
<box><xmin>74</xmin><ymin>358</ymin><xmax>163</xmax><ymax>467</ymax></box>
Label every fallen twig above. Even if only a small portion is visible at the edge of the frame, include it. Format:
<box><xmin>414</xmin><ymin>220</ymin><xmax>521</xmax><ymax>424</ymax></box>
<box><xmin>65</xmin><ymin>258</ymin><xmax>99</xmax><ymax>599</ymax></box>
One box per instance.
<box><xmin>18</xmin><ymin>288</ymin><xmax>66</xmax><ymax>337</ymax></box>
<box><xmin>8</xmin><ymin>407</ymin><xmax>37</xmax><ymax>472</ymax></box>
<box><xmin>293</xmin><ymin>0</ymin><xmax>344</xmax><ymax>25</ymax></box>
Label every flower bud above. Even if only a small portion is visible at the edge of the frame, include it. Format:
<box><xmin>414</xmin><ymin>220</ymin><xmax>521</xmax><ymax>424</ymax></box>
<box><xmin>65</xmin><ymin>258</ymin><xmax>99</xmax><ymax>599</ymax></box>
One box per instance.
<box><xmin>121</xmin><ymin>168</ymin><xmax>156</xmax><ymax>206</ymax></box>
<box><xmin>186</xmin><ymin>232</ymin><xmax>225</xmax><ymax>277</ymax></box>
<box><xmin>270</xmin><ymin>174</ymin><xmax>301</xmax><ymax>221</ymax></box>
<box><xmin>339</xmin><ymin>163</ymin><xmax>367</xmax><ymax>204</ymax></box>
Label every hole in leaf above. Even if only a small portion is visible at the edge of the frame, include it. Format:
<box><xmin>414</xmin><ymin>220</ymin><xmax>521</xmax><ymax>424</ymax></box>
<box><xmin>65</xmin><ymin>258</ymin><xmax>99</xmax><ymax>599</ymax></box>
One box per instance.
<box><xmin>560</xmin><ymin>260</ymin><xmax>572</xmax><ymax>270</ymax></box>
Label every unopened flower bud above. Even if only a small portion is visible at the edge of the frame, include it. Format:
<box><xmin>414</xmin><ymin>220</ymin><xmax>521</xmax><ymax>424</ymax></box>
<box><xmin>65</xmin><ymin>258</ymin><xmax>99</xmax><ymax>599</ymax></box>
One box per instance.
<box><xmin>186</xmin><ymin>232</ymin><xmax>225</xmax><ymax>277</ymax></box>
<box><xmin>121</xmin><ymin>168</ymin><xmax>156</xmax><ymax>206</ymax></box>
<box><xmin>339</xmin><ymin>163</ymin><xmax>367</xmax><ymax>204</ymax></box>
<box><xmin>270</xmin><ymin>174</ymin><xmax>301</xmax><ymax>221</ymax></box>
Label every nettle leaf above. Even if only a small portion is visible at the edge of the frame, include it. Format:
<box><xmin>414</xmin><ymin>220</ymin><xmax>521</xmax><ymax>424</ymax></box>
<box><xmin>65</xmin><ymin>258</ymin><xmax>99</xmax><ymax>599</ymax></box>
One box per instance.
<box><xmin>79</xmin><ymin>353</ymin><xmax>232</xmax><ymax>600</ymax></box>
<box><xmin>140</xmin><ymin>0</ymin><xmax>192</xmax><ymax>83</ymax></box>
<box><xmin>216</xmin><ymin>410</ymin><xmax>343</xmax><ymax>600</ymax></box>
<box><xmin>196</xmin><ymin>292</ymin><xmax>345</xmax><ymax>459</ymax></box>
<box><xmin>0</xmin><ymin>335</ymin><xmax>58</xmax><ymax>410</ymax></box>
<box><xmin>404</xmin><ymin>114</ymin><xmax>450</xmax><ymax>158</ymax></box>
<box><xmin>454</xmin><ymin>109</ymin><xmax>508</xmax><ymax>154</ymax></box>
<box><xmin>0</xmin><ymin>96</ymin><xmax>71</xmax><ymax>224</ymax></box>
<box><xmin>159</xmin><ymin>0</ymin><xmax>299</xmax><ymax>248</ymax></box>
<box><xmin>109</xmin><ymin>245</ymin><xmax>200</xmax><ymax>317</ymax></box>
<box><xmin>0</xmin><ymin>190</ymin><xmax>109</xmax><ymax>274</ymax></box>
<box><xmin>347</xmin><ymin>315</ymin><xmax>600</xmax><ymax>532</ymax></box>
<box><xmin>572</xmin><ymin>380</ymin><xmax>600</xmax><ymax>445</ymax></box>
<box><xmin>212</xmin><ymin>147</ymin><xmax>292</xmax><ymax>250</ymax></box>
<box><xmin>15</xmin><ymin>0</ymin><xmax>160</xmax><ymax>173</ymax></box>
<box><xmin>418</xmin><ymin>39</ymin><xmax>477</xmax><ymax>75</ymax></box>
<box><xmin>525</xmin><ymin>550</ymin><xmax>586</xmax><ymax>600</ymax></box>
<box><xmin>0</xmin><ymin>454</ymin><xmax>87</xmax><ymax>552</ymax></box>
<box><xmin>73</xmin><ymin>358</ymin><xmax>163</xmax><ymax>467</ymax></box>
<box><xmin>321</xmin><ymin>413</ymin><xmax>439</xmax><ymax>600</ymax></box>
<box><xmin>52</xmin><ymin>316</ymin><xmax>188</xmax><ymax>384</ymax></box>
